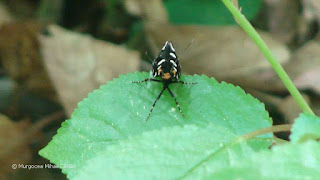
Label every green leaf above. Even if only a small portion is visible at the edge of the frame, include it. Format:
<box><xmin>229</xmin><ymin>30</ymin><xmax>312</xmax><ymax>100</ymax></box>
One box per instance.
<box><xmin>75</xmin><ymin>123</ymin><xmax>273</xmax><ymax>180</ymax></box>
<box><xmin>39</xmin><ymin>72</ymin><xmax>272</xmax><ymax>178</ymax></box>
<box><xmin>290</xmin><ymin>113</ymin><xmax>320</xmax><ymax>143</ymax></box>
<box><xmin>36</xmin><ymin>0</ymin><xmax>63</xmax><ymax>23</ymax></box>
<box><xmin>207</xmin><ymin>141</ymin><xmax>320</xmax><ymax>179</ymax></box>
<box><xmin>164</xmin><ymin>0</ymin><xmax>263</xmax><ymax>25</ymax></box>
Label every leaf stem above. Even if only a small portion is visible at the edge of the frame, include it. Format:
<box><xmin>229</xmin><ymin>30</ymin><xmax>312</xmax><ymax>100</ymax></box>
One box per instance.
<box><xmin>220</xmin><ymin>0</ymin><xmax>314</xmax><ymax>115</ymax></box>
<box><xmin>179</xmin><ymin>124</ymin><xmax>292</xmax><ymax>179</ymax></box>
<box><xmin>236</xmin><ymin>124</ymin><xmax>291</xmax><ymax>142</ymax></box>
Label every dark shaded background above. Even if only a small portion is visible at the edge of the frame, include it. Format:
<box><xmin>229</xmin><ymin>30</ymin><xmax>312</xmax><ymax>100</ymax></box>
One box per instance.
<box><xmin>0</xmin><ymin>0</ymin><xmax>320</xmax><ymax>179</ymax></box>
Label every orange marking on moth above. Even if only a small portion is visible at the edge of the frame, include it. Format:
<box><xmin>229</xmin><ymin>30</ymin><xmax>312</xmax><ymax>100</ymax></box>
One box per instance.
<box><xmin>162</xmin><ymin>73</ymin><xmax>171</xmax><ymax>80</ymax></box>
<box><xmin>172</xmin><ymin>70</ymin><xmax>176</xmax><ymax>76</ymax></box>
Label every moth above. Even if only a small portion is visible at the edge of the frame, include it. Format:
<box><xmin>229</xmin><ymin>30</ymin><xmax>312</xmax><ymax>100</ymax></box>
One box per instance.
<box><xmin>133</xmin><ymin>41</ymin><xmax>197</xmax><ymax>121</ymax></box>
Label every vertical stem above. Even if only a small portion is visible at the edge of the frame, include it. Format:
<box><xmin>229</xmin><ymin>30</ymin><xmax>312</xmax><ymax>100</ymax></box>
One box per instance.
<box><xmin>221</xmin><ymin>0</ymin><xmax>314</xmax><ymax>115</ymax></box>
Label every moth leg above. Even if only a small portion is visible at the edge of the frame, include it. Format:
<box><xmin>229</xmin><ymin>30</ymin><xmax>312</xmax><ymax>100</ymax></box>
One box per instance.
<box><xmin>146</xmin><ymin>87</ymin><xmax>166</xmax><ymax>121</ymax></box>
<box><xmin>172</xmin><ymin>80</ymin><xmax>198</xmax><ymax>85</ymax></box>
<box><xmin>167</xmin><ymin>87</ymin><xmax>185</xmax><ymax>117</ymax></box>
<box><xmin>132</xmin><ymin>78</ymin><xmax>161</xmax><ymax>83</ymax></box>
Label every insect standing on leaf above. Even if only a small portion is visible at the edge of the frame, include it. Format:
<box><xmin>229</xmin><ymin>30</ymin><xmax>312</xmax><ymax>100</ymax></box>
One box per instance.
<box><xmin>132</xmin><ymin>41</ymin><xmax>198</xmax><ymax>121</ymax></box>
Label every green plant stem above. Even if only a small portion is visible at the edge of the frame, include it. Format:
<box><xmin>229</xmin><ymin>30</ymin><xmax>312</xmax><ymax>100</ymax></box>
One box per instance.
<box><xmin>179</xmin><ymin>124</ymin><xmax>292</xmax><ymax>179</ymax></box>
<box><xmin>221</xmin><ymin>0</ymin><xmax>314</xmax><ymax>115</ymax></box>
<box><xmin>237</xmin><ymin>124</ymin><xmax>291</xmax><ymax>142</ymax></box>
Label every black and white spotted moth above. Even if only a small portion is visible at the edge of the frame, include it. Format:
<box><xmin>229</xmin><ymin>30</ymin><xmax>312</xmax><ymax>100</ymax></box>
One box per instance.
<box><xmin>132</xmin><ymin>41</ymin><xmax>198</xmax><ymax>121</ymax></box>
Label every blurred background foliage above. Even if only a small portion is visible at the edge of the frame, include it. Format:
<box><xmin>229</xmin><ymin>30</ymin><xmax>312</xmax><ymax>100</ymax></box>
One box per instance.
<box><xmin>0</xmin><ymin>0</ymin><xmax>320</xmax><ymax>179</ymax></box>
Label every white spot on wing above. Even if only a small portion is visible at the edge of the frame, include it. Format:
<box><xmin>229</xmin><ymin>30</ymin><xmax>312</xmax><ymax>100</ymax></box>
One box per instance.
<box><xmin>173</xmin><ymin>67</ymin><xmax>177</xmax><ymax>72</ymax></box>
<box><xmin>169</xmin><ymin>42</ymin><xmax>175</xmax><ymax>52</ymax></box>
<box><xmin>170</xmin><ymin>52</ymin><xmax>176</xmax><ymax>59</ymax></box>
<box><xmin>157</xmin><ymin>59</ymin><xmax>165</xmax><ymax>65</ymax></box>
<box><xmin>162</xmin><ymin>41</ymin><xmax>168</xmax><ymax>50</ymax></box>
<box><xmin>157</xmin><ymin>65</ymin><xmax>162</xmax><ymax>69</ymax></box>
<box><xmin>170</xmin><ymin>60</ymin><xmax>177</xmax><ymax>67</ymax></box>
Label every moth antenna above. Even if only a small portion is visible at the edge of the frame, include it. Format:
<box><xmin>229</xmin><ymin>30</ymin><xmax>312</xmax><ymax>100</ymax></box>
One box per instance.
<box><xmin>145</xmin><ymin>51</ymin><xmax>154</xmax><ymax>62</ymax></box>
<box><xmin>181</xmin><ymin>38</ymin><xmax>195</xmax><ymax>54</ymax></box>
